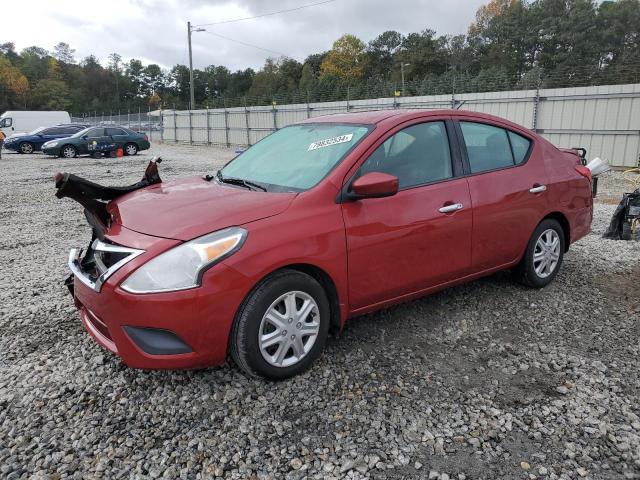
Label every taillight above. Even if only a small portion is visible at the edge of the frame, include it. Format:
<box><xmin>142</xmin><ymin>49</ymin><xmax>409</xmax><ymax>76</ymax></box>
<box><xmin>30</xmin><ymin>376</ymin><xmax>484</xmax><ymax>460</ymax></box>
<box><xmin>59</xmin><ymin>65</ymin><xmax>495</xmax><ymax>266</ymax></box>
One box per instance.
<box><xmin>575</xmin><ymin>165</ymin><xmax>592</xmax><ymax>182</ymax></box>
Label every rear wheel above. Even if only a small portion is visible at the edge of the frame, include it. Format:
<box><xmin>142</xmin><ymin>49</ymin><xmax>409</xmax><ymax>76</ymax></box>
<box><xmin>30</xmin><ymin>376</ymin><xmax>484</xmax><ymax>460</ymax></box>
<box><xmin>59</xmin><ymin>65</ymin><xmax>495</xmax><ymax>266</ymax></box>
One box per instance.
<box><xmin>514</xmin><ymin>219</ymin><xmax>565</xmax><ymax>288</ymax></box>
<box><xmin>124</xmin><ymin>143</ymin><xmax>138</xmax><ymax>156</ymax></box>
<box><xmin>60</xmin><ymin>145</ymin><xmax>77</xmax><ymax>158</ymax></box>
<box><xmin>19</xmin><ymin>142</ymin><xmax>34</xmax><ymax>154</ymax></box>
<box><xmin>230</xmin><ymin>269</ymin><xmax>330</xmax><ymax>379</ymax></box>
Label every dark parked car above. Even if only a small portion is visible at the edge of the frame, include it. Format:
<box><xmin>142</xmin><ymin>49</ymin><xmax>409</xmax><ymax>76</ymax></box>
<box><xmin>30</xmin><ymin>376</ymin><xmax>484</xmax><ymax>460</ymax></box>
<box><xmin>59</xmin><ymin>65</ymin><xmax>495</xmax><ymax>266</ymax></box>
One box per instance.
<box><xmin>42</xmin><ymin>126</ymin><xmax>150</xmax><ymax>158</ymax></box>
<box><xmin>3</xmin><ymin>124</ymin><xmax>89</xmax><ymax>154</ymax></box>
<box><xmin>60</xmin><ymin>110</ymin><xmax>593</xmax><ymax>379</ymax></box>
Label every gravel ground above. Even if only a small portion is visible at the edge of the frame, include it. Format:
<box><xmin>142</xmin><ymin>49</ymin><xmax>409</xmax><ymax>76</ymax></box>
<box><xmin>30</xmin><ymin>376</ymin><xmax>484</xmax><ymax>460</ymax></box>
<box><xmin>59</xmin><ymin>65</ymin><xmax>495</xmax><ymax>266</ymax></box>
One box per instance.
<box><xmin>0</xmin><ymin>144</ymin><xmax>639</xmax><ymax>480</ymax></box>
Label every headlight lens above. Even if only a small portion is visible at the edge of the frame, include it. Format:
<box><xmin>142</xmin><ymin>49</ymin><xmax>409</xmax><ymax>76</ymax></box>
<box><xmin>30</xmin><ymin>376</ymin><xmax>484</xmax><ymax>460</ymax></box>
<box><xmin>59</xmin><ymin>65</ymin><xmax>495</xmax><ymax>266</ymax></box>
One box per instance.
<box><xmin>45</xmin><ymin>141</ymin><xmax>58</xmax><ymax>148</ymax></box>
<box><xmin>121</xmin><ymin>227</ymin><xmax>247</xmax><ymax>293</ymax></box>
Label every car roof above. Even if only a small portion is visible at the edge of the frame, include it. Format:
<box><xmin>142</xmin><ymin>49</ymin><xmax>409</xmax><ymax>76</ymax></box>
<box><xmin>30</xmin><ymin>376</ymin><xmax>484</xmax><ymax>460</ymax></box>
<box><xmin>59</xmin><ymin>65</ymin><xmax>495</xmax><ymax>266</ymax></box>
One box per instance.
<box><xmin>296</xmin><ymin>109</ymin><xmax>531</xmax><ymax>133</ymax></box>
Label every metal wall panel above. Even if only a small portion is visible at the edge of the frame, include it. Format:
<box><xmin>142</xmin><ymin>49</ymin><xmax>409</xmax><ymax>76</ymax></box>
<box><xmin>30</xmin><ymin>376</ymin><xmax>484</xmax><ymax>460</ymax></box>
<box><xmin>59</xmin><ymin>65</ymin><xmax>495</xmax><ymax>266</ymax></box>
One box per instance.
<box><xmin>160</xmin><ymin>83</ymin><xmax>640</xmax><ymax>167</ymax></box>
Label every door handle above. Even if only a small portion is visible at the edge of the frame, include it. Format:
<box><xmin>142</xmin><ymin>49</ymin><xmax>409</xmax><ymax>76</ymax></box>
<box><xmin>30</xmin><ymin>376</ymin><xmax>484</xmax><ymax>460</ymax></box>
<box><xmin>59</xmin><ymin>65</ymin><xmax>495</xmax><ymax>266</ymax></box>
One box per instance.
<box><xmin>529</xmin><ymin>185</ymin><xmax>547</xmax><ymax>194</ymax></box>
<box><xmin>438</xmin><ymin>203</ymin><xmax>464</xmax><ymax>213</ymax></box>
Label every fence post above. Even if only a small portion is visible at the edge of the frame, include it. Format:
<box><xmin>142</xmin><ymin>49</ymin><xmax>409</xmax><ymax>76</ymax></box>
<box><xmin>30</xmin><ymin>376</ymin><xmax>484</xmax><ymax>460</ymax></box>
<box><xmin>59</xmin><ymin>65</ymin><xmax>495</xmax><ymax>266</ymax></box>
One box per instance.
<box><xmin>244</xmin><ymin>97</ymin><xmax>250</xmax><ymax>146</ymax></box>
<box><xmin>306</xmin><ymin>90</ymin><xmax>311</xmax><ymax>118</ymax></box>
<box><xmin>127</xmin><ymin>110</ymin><xmax>130</xmax><ymax>129</ymax></box>
<box><xmin>346</xmin><ymin>86</ymin><xmax>350</xmax><ymax>112</ymax></box>
<box><xmin>532</xmin><ymin>73</ymin><xmax>541</xmax><ymax>132</ymax></box>
<box><xmin>174</xmin><ymin>108</ymin><xmax>177</xmax><ymax>143</ymax></box>
<box><xmin>188</xmin><ymin>109</ymin><xmax>193</xmax><ymax>144</ymax></box>
<box><xmin>206</xmin><ymin>107</ymin><xmax>211</xmax><ymax>145</ymax></box>
<box><xmin>160</xmin><ymin>110</ymin><xmax>164</xmax><ymax>142</ymax></box>
<box><xmin>138</xmin><ymin>106</ymin><xmax>141</xmax><ymax>132</ymax></box>
<box><xmin>272</xmin><ymin>102</ymin><xmax>277</xmax><ymax>131</ymax></box>
<box><xmin>224</xmin><ymin>108</ymin><xmax>230</xmax><ymax>148</ymax></box>
<box><xmin>148</xmin><ymin>105</ymin><xmax>152</xmax><ymax>141</ymax></box>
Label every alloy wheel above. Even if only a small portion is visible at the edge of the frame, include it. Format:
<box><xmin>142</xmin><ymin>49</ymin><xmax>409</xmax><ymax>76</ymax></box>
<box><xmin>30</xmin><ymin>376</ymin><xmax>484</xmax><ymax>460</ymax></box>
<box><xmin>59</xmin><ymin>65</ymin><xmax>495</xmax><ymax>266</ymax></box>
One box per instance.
<box><xmin>20</xmin><ymin>143</ymin><xmax>33</xmax><ymax>154</ymax></box>
<box><xmin>258</xmin><ymin>291</ymin><xmax>320</xmax><ymax>368</ymax></box>
<box><xmin>125</xmin><ymin>144</ymin><xmax>137</xmax><ymax>155</ymax></box>
<box><xmin>533</xmin><ymin>228</ymin><xmax>560</xmax><ymax>278</ymax></box>
<box><xmin>62</xmin><ymin>146</ymin><xmax>75</xmax><ymax>158</ymax></box>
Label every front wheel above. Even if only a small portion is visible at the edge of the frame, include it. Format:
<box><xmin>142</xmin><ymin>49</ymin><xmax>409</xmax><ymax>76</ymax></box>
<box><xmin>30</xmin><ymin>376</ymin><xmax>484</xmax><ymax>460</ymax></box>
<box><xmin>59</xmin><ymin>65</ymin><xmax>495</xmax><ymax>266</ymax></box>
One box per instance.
<box><xmin>60</xmin><ymin>145</ymin><xmax>77</xmax><ymax>158</ymax></box>
<box><xmin>124</xmin><ymin>143</ymin><xmax>138</xmax><ymax>156</ymax></box>
<box><xmin>19</xmin><ymin>142</ymin><xmax>34</xmax><ymax>154</ymax></box>
<box><xmin>514</xmin><ymin>219</ymin><xmax>565</xmax><ymax>288</ymax></box>
<box><xmin>230</xmin><ymin>269</ymin><xmax>330</xmax><ymax>379</ymax></box>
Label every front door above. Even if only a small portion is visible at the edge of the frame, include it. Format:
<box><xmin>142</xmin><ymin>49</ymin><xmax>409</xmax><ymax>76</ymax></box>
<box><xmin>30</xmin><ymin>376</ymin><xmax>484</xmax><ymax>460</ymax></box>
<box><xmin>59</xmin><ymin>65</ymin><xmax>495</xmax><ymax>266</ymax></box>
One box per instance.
<box><xmin>341</xmin><ymin>120</ymin><xmax>473</xmax><ymax>310</ymax></box>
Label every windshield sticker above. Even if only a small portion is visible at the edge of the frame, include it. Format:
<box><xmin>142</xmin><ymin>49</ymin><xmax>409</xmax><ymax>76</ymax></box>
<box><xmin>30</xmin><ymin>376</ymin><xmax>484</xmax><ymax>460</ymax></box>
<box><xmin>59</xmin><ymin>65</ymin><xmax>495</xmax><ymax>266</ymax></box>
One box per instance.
<box><xmin>308</xmin><ymin>133</ymin><xmax>354</xmax><ymax>151</ymax></box>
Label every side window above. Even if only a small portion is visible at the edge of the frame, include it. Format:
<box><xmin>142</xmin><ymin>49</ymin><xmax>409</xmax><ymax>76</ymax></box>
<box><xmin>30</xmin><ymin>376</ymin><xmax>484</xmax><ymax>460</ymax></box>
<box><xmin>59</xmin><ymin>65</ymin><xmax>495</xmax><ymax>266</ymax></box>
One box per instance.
<box><xmin>106</xmin><ymin>128</ymin><xmax>126</xmax><ymax>136</ymax></box>
<box><xmin>359</xmin><ymin>121</ymin><xmax>453</xmax><ymax>189</ymax></box>
<box><xmin>46</xmin><ymin>128</ymin><xmax>64</xmax><ymax>135</ymax></box>
<box><xmin>508</xmin><ymin>131</ymin><xmax>531</xmax><ymax>164</ymax></box>
<box><xmin>460</xmin><ymin>122</ymin><xmax>514</xmax><ymax>173</ymax></box>
<box><xmin>0</xmin><ymin>118</ymin><xmax>12</xmax><ymax>127</ymax></box>
<box><xmin>86</xmin><ymin>128</ymin><xmax>104</xmax><ymax>137</ymax></box>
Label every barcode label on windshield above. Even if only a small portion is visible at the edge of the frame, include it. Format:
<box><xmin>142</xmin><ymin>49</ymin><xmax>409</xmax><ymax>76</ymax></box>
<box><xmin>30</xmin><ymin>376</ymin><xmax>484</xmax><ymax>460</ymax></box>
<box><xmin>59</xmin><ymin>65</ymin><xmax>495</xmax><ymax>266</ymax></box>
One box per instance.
<box><xmin>308</xmin><ymin>133</ymin><xmax>354</xmax><ymax>151</ymax></box>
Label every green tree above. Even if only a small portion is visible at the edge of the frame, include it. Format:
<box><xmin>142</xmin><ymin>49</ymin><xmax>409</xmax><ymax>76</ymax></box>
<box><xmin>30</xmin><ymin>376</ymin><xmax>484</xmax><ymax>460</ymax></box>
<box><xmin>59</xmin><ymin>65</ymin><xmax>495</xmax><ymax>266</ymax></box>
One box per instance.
<box><xmin>321</xmin><ymin>34</ymin><xmax>367</xmax><ymax>82</ymax></box>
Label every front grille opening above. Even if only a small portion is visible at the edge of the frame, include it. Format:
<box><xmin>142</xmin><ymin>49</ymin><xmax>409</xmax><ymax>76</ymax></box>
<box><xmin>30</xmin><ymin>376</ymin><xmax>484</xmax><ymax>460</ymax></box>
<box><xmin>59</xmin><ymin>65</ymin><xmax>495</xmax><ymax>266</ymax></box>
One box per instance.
<box><xmin>79</xmin><ymin>239</ymin><xmax>139</xmax><ymax>284</ymax></box>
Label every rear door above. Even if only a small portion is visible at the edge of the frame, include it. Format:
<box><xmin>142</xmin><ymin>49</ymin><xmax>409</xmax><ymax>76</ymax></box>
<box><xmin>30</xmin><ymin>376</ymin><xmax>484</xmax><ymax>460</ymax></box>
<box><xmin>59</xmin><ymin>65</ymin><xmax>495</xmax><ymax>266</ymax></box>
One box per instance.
<box><xmin>454</xmin><ymin>118</ymin><xmax>549</xmax><ymax>271</ymax></box>
<box><xmin>341</xmin><ymin>118</ymin><xmax>473</xmax><ymax>310</ymax></box>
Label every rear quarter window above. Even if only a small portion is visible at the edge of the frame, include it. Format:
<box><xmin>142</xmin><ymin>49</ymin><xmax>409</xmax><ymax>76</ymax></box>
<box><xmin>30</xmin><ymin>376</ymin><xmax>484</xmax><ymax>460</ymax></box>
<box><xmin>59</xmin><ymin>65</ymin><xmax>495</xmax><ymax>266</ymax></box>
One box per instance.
<box><xmin>508</xmin><ymin>131</ymin><xmax>532</xmax><ymax>164</ymax></box>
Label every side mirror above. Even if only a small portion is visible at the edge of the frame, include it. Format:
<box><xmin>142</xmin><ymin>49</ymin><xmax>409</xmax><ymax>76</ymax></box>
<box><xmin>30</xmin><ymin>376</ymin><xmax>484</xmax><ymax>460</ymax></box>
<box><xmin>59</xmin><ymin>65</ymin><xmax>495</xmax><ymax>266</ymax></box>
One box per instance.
<box><xmin>349</xmin><ymin>172</ymin><xmax>399</xmax><ymax>200</ymax></box>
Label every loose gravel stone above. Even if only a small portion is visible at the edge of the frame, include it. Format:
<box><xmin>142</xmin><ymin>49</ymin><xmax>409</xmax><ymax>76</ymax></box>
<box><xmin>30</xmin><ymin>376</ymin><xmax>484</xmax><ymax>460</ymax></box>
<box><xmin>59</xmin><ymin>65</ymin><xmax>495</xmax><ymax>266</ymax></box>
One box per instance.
<box><xmin>1</xmin><ymin>146</ymin><xmax>639</xmax><ymax>479</ymax></box>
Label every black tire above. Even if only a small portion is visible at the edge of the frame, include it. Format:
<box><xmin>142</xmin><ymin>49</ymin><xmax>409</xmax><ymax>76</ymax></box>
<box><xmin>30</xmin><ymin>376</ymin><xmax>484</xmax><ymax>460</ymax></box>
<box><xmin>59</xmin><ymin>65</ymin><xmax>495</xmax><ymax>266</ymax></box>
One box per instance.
<box><xmin>229</xmin><ymin>269</ymin><xmax>330</xmax><ymax>379</ymax></box>
<box><xmin>514</xmin><ymin>219</ymin><xmax>565</xmax><ymax>288</ymax></box>
<box><xmin>124</xmin><ymin>143</ymin><xmax>138</xmax><ymax>156</ymax></box>
<box><xmin>60</xmin><ymin>145</ymin><xmax>77</xmax><ymax>158</ymax></box>
<box><xmin>621</xmin><ymin>222</ymin><xmax>632</xmax><ymax>240</ymax></box>
<box><xmin>19</xmin><ymin>142</ymin><xmax>34</xmax><ymax>154</ymax></box>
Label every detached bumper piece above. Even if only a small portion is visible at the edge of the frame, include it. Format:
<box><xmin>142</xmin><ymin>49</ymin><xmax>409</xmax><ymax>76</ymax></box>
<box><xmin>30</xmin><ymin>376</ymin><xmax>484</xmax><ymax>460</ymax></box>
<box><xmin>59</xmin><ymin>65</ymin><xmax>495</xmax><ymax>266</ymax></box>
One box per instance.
<box><xmin>123</xmin><ymin>327</ymin><xmax>193</xmax><ymax>355</ymax></box>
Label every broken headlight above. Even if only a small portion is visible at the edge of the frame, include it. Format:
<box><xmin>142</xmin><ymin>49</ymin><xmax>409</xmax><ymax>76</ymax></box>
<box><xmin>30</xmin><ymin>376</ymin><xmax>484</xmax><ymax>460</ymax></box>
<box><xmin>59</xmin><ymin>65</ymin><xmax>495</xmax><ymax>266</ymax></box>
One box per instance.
<box><xmin>120</xmin><ymin>227</ymin><xmax>247</xmax><ymax>294</ymax></box>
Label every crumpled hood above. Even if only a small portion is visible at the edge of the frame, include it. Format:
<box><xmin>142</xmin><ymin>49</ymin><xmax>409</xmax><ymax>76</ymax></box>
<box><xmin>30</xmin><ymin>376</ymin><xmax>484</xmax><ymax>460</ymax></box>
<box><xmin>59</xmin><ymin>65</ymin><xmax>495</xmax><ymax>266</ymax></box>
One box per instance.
<box><xmin>108</xmin><ymin>176</ymin><xmax>296</xmax><ymax>241</ymax></box>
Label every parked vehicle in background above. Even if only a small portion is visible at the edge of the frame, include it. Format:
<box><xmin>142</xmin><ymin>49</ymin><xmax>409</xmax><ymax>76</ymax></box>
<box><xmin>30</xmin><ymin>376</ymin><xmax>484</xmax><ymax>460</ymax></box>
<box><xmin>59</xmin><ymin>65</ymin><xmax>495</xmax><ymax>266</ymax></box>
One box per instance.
<box><xmin>2</xmin><ymin>124</ymin><xmax>89</xmax><ymax>154</ymax></box>
<box><xmin>42</xmin><ymin>126</ymin><xmax>150</xmax><ymax>158</ymax></box>
<box><xmin>0</xmin><ymin>111</ymin><xmax>71</xmax><ymax>137</ymax></box>
<box><xmin>60</xmin><ymin>110</ymin><xmax>593</xmax><ymax>379</ymax></box>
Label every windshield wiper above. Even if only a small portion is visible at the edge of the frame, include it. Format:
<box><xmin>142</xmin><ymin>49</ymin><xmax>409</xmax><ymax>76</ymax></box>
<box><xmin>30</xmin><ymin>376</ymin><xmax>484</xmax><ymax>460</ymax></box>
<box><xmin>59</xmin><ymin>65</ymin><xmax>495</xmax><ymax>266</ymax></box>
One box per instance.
<box><xmin>215</xmin><ymin>170</ymin><xmax>267</xmax><ymax>192</ymax></box>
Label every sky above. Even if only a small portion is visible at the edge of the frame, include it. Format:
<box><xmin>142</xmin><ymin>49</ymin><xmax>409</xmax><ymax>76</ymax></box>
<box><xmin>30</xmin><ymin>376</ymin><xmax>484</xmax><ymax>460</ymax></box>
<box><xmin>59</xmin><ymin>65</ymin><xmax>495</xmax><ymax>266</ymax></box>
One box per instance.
<box><xmin>3</xmin><ymin>0</ymin><xmax>487</xmax><ymax>71</ymax></box>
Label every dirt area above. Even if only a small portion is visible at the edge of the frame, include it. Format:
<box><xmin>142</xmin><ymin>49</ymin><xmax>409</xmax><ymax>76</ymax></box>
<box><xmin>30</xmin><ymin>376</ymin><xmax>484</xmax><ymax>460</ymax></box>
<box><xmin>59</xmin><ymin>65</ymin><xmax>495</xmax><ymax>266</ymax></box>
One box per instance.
<box><xmin>0</xmin><ymin>143</ymin><xmax>639</xmax><ymax>480</ymax></box>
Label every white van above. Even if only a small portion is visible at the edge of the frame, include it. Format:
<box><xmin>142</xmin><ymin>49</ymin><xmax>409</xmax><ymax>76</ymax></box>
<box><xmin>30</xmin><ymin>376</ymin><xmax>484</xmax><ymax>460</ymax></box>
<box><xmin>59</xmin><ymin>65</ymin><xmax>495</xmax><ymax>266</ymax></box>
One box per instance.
<box><xmin>0</xmin><ymin>111</ymin><xmax>71</xmax><ymax>137</ymax></box>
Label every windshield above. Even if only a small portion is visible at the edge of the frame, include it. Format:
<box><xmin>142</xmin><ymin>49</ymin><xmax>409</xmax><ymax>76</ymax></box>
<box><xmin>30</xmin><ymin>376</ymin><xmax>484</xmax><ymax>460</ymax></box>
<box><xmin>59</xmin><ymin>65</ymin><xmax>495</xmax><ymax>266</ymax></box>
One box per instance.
<box><xmin>220</xmin><ymin>123</ymin><xmax>371</xmax><ymax>191</ymax></box>
<box><xmin>71</xmin><ymin>127</ymin><xmax>92</xmax><ymax>138</ymax></box>
<box><xmin>28</xmin><ymin>127</ymin><xmax>46</xmax><ymax>135</ymax></box>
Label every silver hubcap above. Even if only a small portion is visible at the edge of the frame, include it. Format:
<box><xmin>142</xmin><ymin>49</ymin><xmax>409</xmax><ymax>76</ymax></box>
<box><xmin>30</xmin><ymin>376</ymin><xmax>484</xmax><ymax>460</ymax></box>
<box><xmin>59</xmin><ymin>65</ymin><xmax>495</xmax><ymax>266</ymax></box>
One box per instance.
<box><xmin>126</xmin><ymin>145</ymin><xmax>136</xmax><ymax>154</ymax></box>
<box><xmin>21</xmin><ymin>144</ymin><xmax>32</xmax><ymax>153</ymax></box>
<box><xmin>63</xmin><ymin>147</ymin><xmax>74</xmax><ymax>157</ymax></box>
<box><xmin>533</xmin><ymin>229</ymin><xmax>560</xmax><ymax>278</ymax></box>
<box><xmin>259</xmin><ymin>291</ymin><xmax>320</xmax><ymax>368</ymax></box>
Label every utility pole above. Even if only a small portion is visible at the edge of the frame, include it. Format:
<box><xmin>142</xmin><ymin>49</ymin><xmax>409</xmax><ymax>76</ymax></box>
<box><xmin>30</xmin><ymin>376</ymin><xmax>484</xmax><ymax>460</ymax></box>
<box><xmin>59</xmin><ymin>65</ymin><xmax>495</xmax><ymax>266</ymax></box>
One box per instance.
<box><xmin>187</xmin><ymin>21</ymin><xmax>205</xmax><ymax>110</ymax></box>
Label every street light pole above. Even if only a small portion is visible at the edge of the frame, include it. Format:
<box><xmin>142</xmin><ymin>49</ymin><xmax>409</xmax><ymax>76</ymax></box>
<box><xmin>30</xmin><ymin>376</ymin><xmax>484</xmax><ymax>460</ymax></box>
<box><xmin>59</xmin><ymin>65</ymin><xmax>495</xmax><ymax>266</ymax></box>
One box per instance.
<box><xmin>400</xmin><ymin>63</ymin><xmax>411</xmax><ymax>96</ymax></box>
<box><xmin>188</xmin><ymin>21</ymin><xmax>195</xmax><ymax>110</ymax></box>
<box><xmin>187</xmin><ymin>21</ymin><xmax>206</xmax><ymax>110</ymax></box>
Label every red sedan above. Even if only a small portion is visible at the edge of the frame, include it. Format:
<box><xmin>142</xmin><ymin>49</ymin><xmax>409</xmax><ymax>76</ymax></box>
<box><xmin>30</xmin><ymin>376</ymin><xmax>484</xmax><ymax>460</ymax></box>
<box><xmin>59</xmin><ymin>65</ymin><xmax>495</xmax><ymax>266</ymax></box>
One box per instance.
<box><xmin>64</xmin><ymin>110</ymin><xmax>593</xmax><ymax>379</ymax></box>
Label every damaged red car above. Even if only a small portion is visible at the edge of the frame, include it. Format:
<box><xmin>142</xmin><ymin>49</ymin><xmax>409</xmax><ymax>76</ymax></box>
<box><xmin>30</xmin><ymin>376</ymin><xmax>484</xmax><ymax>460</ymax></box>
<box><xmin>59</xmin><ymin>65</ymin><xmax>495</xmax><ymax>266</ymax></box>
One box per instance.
<box><xmin>58</xmin><ymin>110</ymin><xmax>593</xmax><ymax>379</ymax></box>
